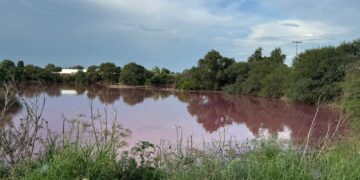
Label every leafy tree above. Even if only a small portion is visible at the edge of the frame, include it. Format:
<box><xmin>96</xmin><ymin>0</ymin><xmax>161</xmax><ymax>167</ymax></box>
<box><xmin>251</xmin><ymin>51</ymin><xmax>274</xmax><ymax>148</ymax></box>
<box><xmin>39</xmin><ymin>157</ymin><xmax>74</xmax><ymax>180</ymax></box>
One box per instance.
<box><xmin>287</xmin><ymin>47</ymin><xmax>348</xmax><ymax>103</ymax></box>
<box><xmin>222</xmin><ymin>62</ymin><xmax>249</xmax><ymax>93</ymax></box>
<box><xmin>151</xmin><ymin>66</ymin><xmax>161</xmax><ymax>75</ymax></box>
<box><xmin>45</xmin><ymin>64</ymin><xmax>62</xmax><ymax>72</ymax></box>
<box><xmin>147</xmin><ymin>67</ymin><xmax>174</xmax><ymax>86</ymax></box>
<box><xmin>86</xmin><ymin>65</ymin><xmax>100</xmax><ymax>83</ymax></box>
<box><xmin>176</xmin><ymin>68</ymin><xmax>198</xmax><ymax>90</ymax></box>
<box><xmin>1</xmin><ymin>59</ymin><xmax>16</xmax><ymax>80</ymax></box>
<box><xmin>70</xmin><ymin>65</ymin><xmax>84</xmax><ymax>70</ymax></box>
<box><xmin>17</xmin><ymin>61</ymin><xmax>24</xmax><ymax>68</ymax></box>
<box><xmin>259</xmin><ymin>64</ymin><xmax>290</xmax><ymax>98</ymax></box>
<box><xmin>270</xmin><ymin>48</ymin><xmax>286</xmax><ymax>64</ymax></box>
<box><xmin>120</xmin><ymin>63</ymin><xmax>148</xmax><ymax>85</ymax></box>
<box><xmin>160</xmin><ymin>68</ymin><xmax>170</xmax><ymax>75</ymax></box>
<box><xmin>98</xmin><ymin>62</ymin><xmax>121</xmax><ymax>83</ymax></box>
<box><xmin>75</xmin><ymin>71</ymin><xmax>86</xmax><ymax>84</ymax></box>
<box><xmin>23</xmin><ymin>65</ymin><xmax>43</xmax><ymax>81</ymax></box>
<box><xmin>191</xmin><ymin>50</ymin><xmax>235</xmax><ymax>90</ymax></box>
<box><xmin>224</xmin><ymin>62</ymin><xmax>249</xmax><ymax>84</ymax></box>
<box><xmin>241</xmin><ymin>60</ymin><xmax>272</xmax><ymax>95</ymax></box>
<box><xmin>248</xmin><ymin>47</ymin><xmax>263</xmax><ymax>63</ymax></box>
<box><xmin>342</xmin><ymin>60</ymin><xmax>360</xmax><ymax>118</ymax></box>
<box><xmin>1</xmin><ymin>59</ymin><xmax>15</xmax><ymax>69</ymax></box>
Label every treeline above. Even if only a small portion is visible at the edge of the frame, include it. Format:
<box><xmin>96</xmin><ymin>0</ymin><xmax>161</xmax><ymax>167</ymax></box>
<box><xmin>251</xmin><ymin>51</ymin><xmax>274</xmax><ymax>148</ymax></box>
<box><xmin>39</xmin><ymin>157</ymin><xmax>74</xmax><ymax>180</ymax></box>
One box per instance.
<box><xmin>1</xmin><ymin>39</ymin><xmax>359</xmax><ymax>104</ymax></box>
<box><xmin>0</xmin><ymin>61</ymin><xmax>176</xmax><ymax>86</ymax></box>
<box><xmin>177</xmin><ymin>40</ymin><xmax>360</xmax><ymax>104</ymax></box>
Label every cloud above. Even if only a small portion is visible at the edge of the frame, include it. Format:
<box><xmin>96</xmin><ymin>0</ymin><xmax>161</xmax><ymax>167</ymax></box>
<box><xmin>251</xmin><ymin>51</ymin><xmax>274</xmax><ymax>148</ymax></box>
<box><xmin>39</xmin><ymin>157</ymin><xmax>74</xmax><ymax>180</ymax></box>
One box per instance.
<box><xmin>0</xmin><ymin>0</ymin><xmax>359</xmax><ymax>71</ymax></box>
<box><xmin>86</xmin><ymin>0</ymin><xmax>233</xmax><ymax>26</ymax></box>
<box><xmin>281</xmin><ymin>23</ymin><xmax>299</xmax><ymax>27</ymax></box>
<box><xmin>248</xmin><ymin>20</ymin><xmax>348</xmax><ymax>42</ymax></box>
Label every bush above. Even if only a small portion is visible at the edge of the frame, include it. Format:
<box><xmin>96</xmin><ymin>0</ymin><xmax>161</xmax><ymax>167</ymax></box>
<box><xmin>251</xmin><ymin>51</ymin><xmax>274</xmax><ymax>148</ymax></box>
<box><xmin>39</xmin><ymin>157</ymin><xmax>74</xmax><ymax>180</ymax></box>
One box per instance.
<box><xmin>342</xmin><ymin>60</ymin><xmax>360</xmax><ymax>130</ymax></box>
<box><xmin>120</xmin><ymin>63</ymin><xmax>149</xmax><ymax>85</ymax></box>
<box><xmin>176</xmin><ymin>79</ymin><xmax>196</xmax><ymax>90</ymax></box>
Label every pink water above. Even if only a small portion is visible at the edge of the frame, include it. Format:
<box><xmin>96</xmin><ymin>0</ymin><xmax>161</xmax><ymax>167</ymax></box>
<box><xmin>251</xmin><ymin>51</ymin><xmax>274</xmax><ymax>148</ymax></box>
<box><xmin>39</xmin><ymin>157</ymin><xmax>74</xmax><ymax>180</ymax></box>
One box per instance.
<box><xmin>11</xmin><ymin>84</ymin><xmax>343</xmax><ymax>147</ymax></box>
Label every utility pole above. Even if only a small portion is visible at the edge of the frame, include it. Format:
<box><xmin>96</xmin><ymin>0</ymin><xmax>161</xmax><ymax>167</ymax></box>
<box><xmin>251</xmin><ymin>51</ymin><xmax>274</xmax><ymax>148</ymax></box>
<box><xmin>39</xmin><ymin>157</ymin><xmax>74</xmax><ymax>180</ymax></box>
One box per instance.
<box><xmin>292</xmin><ymin>41</ymin><xmax>302</xmax><ymax>58</ymax></box>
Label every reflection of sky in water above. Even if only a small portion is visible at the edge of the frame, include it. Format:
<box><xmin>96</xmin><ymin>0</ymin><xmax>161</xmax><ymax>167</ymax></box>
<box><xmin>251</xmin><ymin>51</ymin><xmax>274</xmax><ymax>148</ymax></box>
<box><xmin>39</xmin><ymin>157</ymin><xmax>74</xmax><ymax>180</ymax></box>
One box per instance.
<box><xmin>11</xmin><ymin>84</ymin><xmax>343</xmax><ymax>147</ymax></box>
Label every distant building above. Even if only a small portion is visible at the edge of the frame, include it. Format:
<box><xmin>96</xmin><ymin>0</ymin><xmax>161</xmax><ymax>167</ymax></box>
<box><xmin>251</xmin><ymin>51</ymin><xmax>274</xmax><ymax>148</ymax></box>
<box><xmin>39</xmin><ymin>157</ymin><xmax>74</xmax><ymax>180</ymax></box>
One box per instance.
<box><xmin>58</xmin><ymin>69</ymin><xmax>87</xmax><ymax>75</ymax></box>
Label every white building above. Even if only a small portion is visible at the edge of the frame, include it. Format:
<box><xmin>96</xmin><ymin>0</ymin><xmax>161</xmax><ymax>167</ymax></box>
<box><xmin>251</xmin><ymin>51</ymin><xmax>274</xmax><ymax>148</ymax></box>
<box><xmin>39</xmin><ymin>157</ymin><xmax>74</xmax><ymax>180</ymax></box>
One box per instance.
<box><xmin>58</xmin><ymin>69</ymin><xmax>87</xmax><ymax>75</ymax></box>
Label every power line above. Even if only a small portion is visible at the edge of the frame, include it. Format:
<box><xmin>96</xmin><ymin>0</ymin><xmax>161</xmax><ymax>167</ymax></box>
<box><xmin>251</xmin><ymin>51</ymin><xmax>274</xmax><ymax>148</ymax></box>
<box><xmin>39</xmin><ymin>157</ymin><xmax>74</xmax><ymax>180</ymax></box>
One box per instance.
<box><xmin>292</xmin><ymin>41</ymin><xmax>302</xmax><ymax>58</ymax></box>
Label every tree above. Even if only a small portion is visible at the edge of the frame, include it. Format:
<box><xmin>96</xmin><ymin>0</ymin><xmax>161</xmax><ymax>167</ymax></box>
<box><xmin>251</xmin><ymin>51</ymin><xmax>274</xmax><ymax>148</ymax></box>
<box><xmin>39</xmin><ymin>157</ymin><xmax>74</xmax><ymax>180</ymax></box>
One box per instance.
<box><xmin>192</xmin><ymin>50</ymin><xmax>235</xmax><ymax>90</ymax></box>
<box><xmin>75</xmin><ymin>71</ymin><xmax>86</xmax><ymax>84</ymax></box>
<box><xmin>1</xmin><ymin>60</ymin><xmax>16</xmax><ymax>80</ymax></box>
<box><xmin>241</xmin><ymin>60</ymin><xmax>272</xmax><ymax>95</ymax></box>
<box><xmin>120</xmin><ymin>62</ymin><xmax>148</xmax><ymax>85</ymax></box>
<box><xmin>17</xmin><ymin>61</ymin><xmax>24</xmax><ymax>68</ymax></box>
<box><xmin>98</xmin><ymin>62</ymin><xmax>121</xmax><ymax>83</ymax></box>
<box><xmin>287</xmin><ymin>47</ymin><xmax>346</xmax><ymax>103</ymax></box>
<box><xmin>147</xmin><ymin>67</ymin><xmax>174</xmax><ymax>86</ymax></box>
<box><xmin>70</xmin><ymin>65</ymin><xmax>84</xmax><ymax>70</ymax></box>
<box><xmin>86</xmin><ymin>65</ymin><xmax>100</xmax><ymax>83</ymax></box>
<box><xmin>342</xmin><ymin>60</ymin><xmax>360</xmax><ymax>118</ymax></box>
<box><xmin>221</xmin><ymin>62</ymin><xmax>249</xmax><ymax>93</ymax></box>
<box><xmin>160</xmin><ymin>68</ymin><xmax>170</xmax><ymax>75</ymax></box>
<box><xmin>259</xmin><ymin>64</ymin><xmax>290</xmax><ymax>98</ymax></box>
<box><xmin>23</xmin><ymin>65</ymin><xmax>43</xmax><ymax>81</ymax></box>
<box><xmin>151</xmin><ymin>66</ymin><xmax>161</xmax><ymax>75</ymax></box>
<box><xmin>44</xmin><ymin>64</ymin><xmax>62</xmax><ymax>73</ymax></box>
<box><xmin>270</xmin><ymin>48</ymin><xmax>286</xmax><ymax>64</ymax></box>
<box><xmin>248</xmin><ymin>47</ymin><xmax>263</xmax><ymax>63</ymax></box>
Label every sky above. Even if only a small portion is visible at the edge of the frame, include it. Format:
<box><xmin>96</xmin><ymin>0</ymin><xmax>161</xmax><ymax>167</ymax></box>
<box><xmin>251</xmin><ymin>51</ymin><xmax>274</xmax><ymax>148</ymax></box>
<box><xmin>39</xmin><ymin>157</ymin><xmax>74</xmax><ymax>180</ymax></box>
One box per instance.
<box><xmin>0</xmin><ymin>0</ymin><xmax>359</xmax><ymax>72</ymax></box>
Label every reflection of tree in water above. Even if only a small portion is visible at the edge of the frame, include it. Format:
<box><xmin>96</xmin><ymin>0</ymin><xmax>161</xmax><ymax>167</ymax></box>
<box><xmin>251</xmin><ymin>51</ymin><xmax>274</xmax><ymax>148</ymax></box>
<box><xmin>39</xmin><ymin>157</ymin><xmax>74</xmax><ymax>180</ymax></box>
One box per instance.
<box><xmin>17</xmin><ymin>83</ymin><xmax>61</xmax><ymax>98</ymax></box>
<box><xmin>176</xmin><ymin>92</ymin><xmax>342</xmax><ymax>140</ymax></box>
<box><xmin>16</xmin><ymin>83</ymin><xmax>173</xmax><ymax>106</ymax></box>
<box><xmin>0</xmin><ymin>104</ymin><xmax>22</xmax><ymax>127</ymax></box>
<box><xmin>120</xmin><ymin>88</ymin><xmax>172</xmax><ymax>106</ymax></box>
<box><xmin>174</xmin><ymin>92</ymin><xmax>192</xmax><ymax>103</ymax></box>
<box><xmin>98</xmin><ymin>88</ymin><xmax>121</xmax><ymax>104</ymax></box>
<box><xmin>178</xmin><ymin>92</ymin><xmax>233</xmax><ymax>132</ymax></box>
<box><xmin>16</xmin><ymin>84</ymin><xmax>343</xmax><ymax>140</ymax></box>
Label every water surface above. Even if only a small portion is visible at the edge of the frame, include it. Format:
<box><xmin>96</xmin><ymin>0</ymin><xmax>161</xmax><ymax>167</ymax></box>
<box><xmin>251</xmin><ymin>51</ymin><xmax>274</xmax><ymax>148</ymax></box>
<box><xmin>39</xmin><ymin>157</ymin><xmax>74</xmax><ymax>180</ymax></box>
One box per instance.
<box><xmin>10</xmin><ymin>84</ymin><xmax>343</xmax><ymax>147</ymax></box>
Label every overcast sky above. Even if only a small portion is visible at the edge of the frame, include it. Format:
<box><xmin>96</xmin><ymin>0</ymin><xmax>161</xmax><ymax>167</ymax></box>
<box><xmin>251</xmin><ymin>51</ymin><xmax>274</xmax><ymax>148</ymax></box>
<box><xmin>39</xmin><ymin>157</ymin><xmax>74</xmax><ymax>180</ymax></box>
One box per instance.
<box><xmin>0</xmin><ymin>0</ymin><xmax>359</xmax><ymax>71</ymax></box>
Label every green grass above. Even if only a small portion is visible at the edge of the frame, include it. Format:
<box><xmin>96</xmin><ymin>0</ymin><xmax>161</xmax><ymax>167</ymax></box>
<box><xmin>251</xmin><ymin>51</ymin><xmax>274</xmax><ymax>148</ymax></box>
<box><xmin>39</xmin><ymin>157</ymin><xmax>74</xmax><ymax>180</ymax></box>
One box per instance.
<box><xmin>0</xmin><ymin>138</ymin><xmax>355</xmax><ymax>180</ymax></box>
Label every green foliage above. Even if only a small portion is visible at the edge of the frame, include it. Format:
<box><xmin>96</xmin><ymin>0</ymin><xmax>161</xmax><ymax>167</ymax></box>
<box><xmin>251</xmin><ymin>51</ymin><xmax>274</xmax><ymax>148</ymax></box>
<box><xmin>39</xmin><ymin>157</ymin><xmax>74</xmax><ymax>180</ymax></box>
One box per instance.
<box><xmin>120</xmin><ymin>62</ymin><xmax>149</xmax><ymax>85</ymax></box>
<box><xmin>0</xmin><ymin>59</ymin><xmax>16</xmax><ymax>80</ymax></box>
<box><xmin>179</xmin><ymin>48</ymin><xmax>289</xmax><ymax>98</ymax></box>
<box><xmin>288</xmin><ymin>40</ymin><xmax>359</xmax><ymax>104</ymax></box>
<box><xmin>269</xmin><ymin>47</ymin><xmax>286</xmax><ymax>64</ymax></box>
<box><xmin>176</xmin><ymin>79</ymin><xmax>196</xmax><ymax>90</ymax></box>
<box><xmin>4</xmin><ymin>136</ymin><xmax>360</xmax><ymax>180</ymax></box>
<box><xmin>241</xmin><ymin>60</ymin><xmax>272</xmax><ymax>95</ymax></box>
<box><xmin>85</xmin><ymin>65</ymin><xmax>101</xmax><ymax>83</ymax></box>
<box><xmin>69</xmin><ymin>65</ymin><xmax>84</xmax><ymax>70</ymax></box>
<box><xmin>98</xmin><ymin>62</ymin><xmax>121</xmax><ymax>83</ymax></box>
<box><xmin>74</xmin><ymin>71</ymin><xmax>87</xmax><ymax>84</ymax></box>
<box><xmin>24</xmin><ymin>147</ymin><xmax>119</xmax><ymax>180</ymax></box>
<box><xmin>248</xmin><ymin>47</ymin><xmax>263</xmax><ymax>63</ymax></box>
<box><xmin>177</xmin><ymin>50</ymin><xmax>235</xmax><ymax>91</ymax></box>
<box><xmin>17</xmin><ymin>61</ymin><xmax>24</xmax><ymax>68</ymax></box>
<box><xmin>147</xmin><ymin>67</ymin><xmax>174</xmax><ymax>86</ymax></box>
<box><xmin>342</xmin><ymin>60</ymin><xmax>360</xmax><ymax>130</ymax></box>
<box><xmin>45</xmin><ymin>64</ymin><xmax>62</xmax><ymax>73</ymax></box>
<box><xmin>259</xmin><ymin>64</ymin><xmax>290</xmax><ymax>98</ymax></box>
